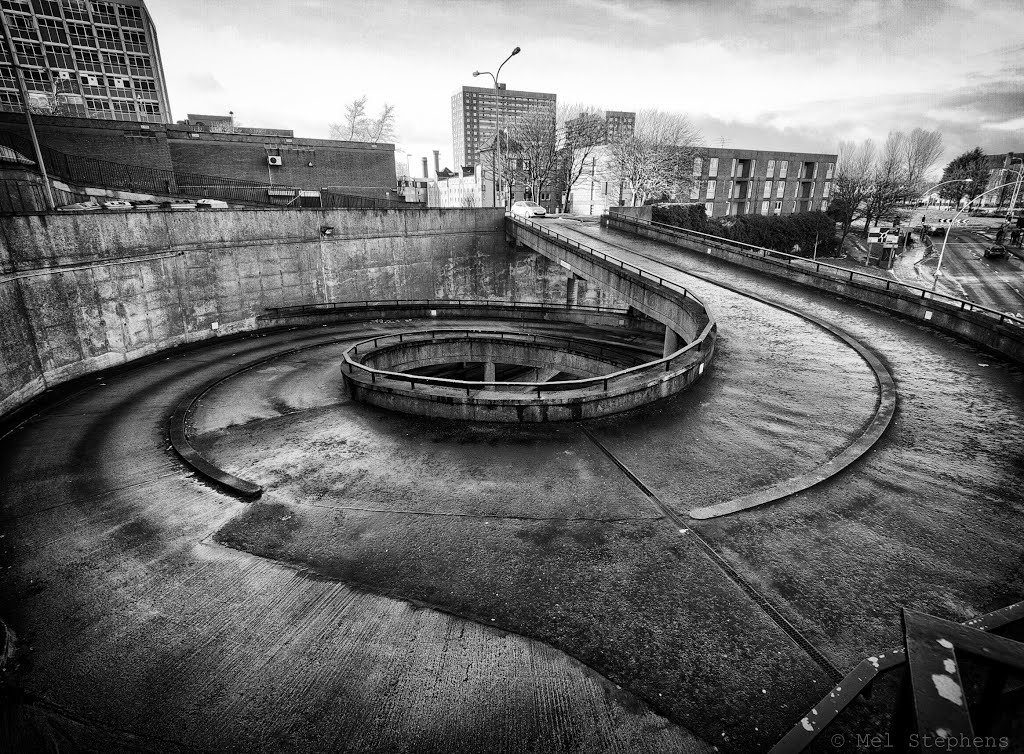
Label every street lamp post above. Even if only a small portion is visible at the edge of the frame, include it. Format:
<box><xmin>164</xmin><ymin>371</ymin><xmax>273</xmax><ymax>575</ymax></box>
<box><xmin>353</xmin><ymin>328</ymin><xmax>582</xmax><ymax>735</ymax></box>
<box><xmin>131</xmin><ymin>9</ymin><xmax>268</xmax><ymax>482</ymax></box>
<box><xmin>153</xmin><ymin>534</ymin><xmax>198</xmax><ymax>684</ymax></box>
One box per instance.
<box><xmin>473</xmin><ymin>46</ymin><xmax>520</xmax><ymax>210</ymax></box>
<box><xmin>1003</xmin><ymin>160</ymin><xmax>1023</xmax><ymax>219</ymax></box>
<box><xmin>933</xmin><ymin>180</ymin><xmax>1021</xmax><ymax>284</ymax></box>
<box><xmin>0</xmin><ymin>12</ymin><xmax>54</xmax><ymax>211</ymax></box>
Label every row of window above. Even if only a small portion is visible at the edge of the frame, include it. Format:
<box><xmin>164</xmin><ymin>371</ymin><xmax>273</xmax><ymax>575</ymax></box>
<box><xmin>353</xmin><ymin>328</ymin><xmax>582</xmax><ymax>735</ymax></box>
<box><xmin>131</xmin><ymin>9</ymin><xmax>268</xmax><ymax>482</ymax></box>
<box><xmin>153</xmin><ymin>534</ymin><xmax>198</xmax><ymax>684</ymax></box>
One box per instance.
<box><xmin>5</xmin><ymin>0</ymin><xmax>144</xmax><ymax>26</ymax></box>
<box><xmin>689</xmin><ymin>179</ymin><xmax>832</xmax><ymax>201</ymax></box>
<box><xmin>691</xmin><ymin>157</ymin><xmax>835</xmax><ymax>181</ymax></box>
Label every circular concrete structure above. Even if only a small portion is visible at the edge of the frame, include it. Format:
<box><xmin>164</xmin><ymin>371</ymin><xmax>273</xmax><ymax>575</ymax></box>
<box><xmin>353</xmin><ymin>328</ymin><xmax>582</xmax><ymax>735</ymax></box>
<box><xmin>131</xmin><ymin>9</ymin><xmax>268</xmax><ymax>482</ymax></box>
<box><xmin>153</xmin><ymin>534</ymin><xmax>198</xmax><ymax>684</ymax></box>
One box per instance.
<box><xmin>3</xmin><ymin>217</ymin><xmax>1024</xmax><ymax>754</ymax></box>
<box><xmin>342</xmin><ymin>319</ymin><xmax>715</xmax><ymax>423</ymax></box>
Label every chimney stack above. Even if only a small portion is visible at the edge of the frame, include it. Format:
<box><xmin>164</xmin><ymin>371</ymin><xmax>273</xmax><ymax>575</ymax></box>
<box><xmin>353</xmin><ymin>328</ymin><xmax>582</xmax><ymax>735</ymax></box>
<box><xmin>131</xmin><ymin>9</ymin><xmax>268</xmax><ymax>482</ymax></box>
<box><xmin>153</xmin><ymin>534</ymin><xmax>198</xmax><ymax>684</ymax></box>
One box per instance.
<box><xmin>422</xmin><ymin>157</ymin><xmax>428</xmax><ymax>178</ymax></box>
<box><xmin>433</xmin><ymin>150</ymin><xmax>440</xmax><ymax>176</ymax></box>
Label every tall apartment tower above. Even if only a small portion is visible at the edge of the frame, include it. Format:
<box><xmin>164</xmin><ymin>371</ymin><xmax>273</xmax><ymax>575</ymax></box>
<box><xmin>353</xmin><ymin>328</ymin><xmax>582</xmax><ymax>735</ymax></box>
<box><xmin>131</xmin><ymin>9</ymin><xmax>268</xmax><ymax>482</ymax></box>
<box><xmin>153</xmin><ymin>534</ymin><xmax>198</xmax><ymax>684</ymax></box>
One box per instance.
<box><xmin>451</xmin><ymin>84</ymin><xmax>556</xmax><ymax>169</ymax></box>
<box><xmin>0</xmin><ymin>0</ymin><xmax>172</xmax><ymax>123</ymax></box>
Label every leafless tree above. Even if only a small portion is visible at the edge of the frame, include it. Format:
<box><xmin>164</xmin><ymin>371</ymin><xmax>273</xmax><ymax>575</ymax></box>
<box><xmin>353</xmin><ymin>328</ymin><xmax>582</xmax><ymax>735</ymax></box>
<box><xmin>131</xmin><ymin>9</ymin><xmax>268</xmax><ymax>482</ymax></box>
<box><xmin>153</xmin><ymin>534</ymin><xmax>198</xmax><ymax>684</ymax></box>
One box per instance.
<box><xmin>365</xmin><ymin>103</ymin><xmax>397</xmax><ymax>144</ymax></box>
<box><xmin>329</xmin><ymin>97</ymin><xmax>397</xmax><ymax>144</ymax></box>
<box><xmin>605</xmin><ymin>109</ymin><xmax>701</xmax><ymax>206</ymax></box>
<box><xmin>902</xmin><ymin>128</ymin><xmax>944</xmax><ymax>196</ymax></box>
<box><xmin>864</xmin><ymin>131</ymin><xmax>912</xmax><ymax>229</ymax></box>
<box><xmin>828</xmin><ymin>139</ymin><xmax>877</xmax><ymax>245</ymax></box>
<box><xmin>505</xmin><ymin>109</ymin><xmax>560</xmax><ymax>206</ymax></box>
<box><xmin>328</xmin><ymin>96</ymin><xmax>368</xmax><ymax>140</ymax></box>
<box><xmin>555</xmin><ymin>103</ymin><xmax>607</xmax><ymax>213</ymax></box>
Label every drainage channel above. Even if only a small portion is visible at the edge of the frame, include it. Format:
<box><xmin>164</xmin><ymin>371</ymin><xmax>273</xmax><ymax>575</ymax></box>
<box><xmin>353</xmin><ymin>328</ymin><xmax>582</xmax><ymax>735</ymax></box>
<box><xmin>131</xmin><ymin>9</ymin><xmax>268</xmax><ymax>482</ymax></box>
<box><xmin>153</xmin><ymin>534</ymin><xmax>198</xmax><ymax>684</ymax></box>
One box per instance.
<box><xmin>579</xmin><ymin>424</ymin><xmax>844</xmax><ymax>684</ymax></box>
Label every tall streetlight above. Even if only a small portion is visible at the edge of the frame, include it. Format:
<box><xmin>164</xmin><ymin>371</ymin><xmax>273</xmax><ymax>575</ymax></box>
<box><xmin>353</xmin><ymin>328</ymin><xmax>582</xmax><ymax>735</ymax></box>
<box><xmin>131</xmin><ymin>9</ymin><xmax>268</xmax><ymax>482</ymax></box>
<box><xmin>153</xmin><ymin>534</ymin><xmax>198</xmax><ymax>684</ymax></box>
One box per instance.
<box><xmin>0</xmin><ymin>11</ymin><xmax>54</xmax><ymax>211</ymax></box>
<box><xmin>1002</xmin><ymin>159</ymin><xmax>1023</xmax><ymax>219</ymax></box>
<box><xmin>474</xmin><ymin>46</ymin><xmax>520</xmax><ymax>209</ymax></box>
<box><xmin>933</xmin><ymin>180</ymin><xmax>1020</xmax><ymax>283</ymax></box>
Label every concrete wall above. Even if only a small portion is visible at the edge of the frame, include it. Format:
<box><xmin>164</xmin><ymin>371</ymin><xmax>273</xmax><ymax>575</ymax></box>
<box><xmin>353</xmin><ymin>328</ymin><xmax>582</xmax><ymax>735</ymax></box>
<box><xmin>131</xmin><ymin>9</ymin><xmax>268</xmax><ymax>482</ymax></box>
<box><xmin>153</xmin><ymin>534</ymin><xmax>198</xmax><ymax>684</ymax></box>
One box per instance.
<box><xmin>0</xmin><ymin>207</ymin><xmax>616</xmax><ymax>417</ymax></box>
<box><xmin>606</xmin><ymin>214</ymin><xmax>1024</xmax><ymax>365</ymax></box>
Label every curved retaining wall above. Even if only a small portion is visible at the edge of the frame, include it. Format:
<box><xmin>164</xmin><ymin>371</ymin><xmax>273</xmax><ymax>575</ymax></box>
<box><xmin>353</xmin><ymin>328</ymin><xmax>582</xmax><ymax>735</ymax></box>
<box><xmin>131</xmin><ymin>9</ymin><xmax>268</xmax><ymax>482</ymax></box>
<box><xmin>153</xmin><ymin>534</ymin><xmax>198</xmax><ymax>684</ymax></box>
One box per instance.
<box><xmin>342</xmin><ymin>224</ymin><xmax>718</xmax><ymax>422</ymax></box>
<box><xmin>604</xmin><ymin>213</ymin><xmax>1024</xmax><ymax>365</ymax></box>
<box><xmin>0</xmin><ymin>207</ymin><xmax>634</xmax><ymax>418</ymax></box>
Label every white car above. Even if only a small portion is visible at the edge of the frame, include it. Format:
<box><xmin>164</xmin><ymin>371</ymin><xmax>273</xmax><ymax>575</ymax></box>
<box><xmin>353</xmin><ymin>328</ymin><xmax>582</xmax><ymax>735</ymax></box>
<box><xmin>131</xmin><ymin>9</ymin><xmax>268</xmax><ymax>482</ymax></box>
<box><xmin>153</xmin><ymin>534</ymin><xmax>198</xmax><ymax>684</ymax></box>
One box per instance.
<box><xmin>196</xmin><ymin>199</ymin><xmax>229</xmax><ymax>209</ymax></box>
<box><xmin>511</xmin><ymin>200</ymin><xmax>546</xmax><ymax>219</ymax></box>
<box><xmin>101</xmin><ymin>199</ymin><xmax>133</xmax><ymax>210</ymax></box>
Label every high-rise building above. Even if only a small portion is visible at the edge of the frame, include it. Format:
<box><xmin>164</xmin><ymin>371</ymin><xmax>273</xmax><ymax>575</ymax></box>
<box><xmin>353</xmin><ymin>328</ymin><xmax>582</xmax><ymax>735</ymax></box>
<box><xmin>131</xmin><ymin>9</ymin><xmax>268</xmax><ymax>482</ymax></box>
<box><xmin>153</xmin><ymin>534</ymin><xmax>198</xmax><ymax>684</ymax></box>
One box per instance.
<box><xmin>604</xmin><ymin>111</ymin><xmax>634</xmax><ymax>142</ymax></box>
<box><xmin>0</xmin><ymin>0</ymin><xmax>171</xmax><ymax>124</ymax></box>
<box><xmin>451</xmin><ymin>84</ymin><xmax>555</xmax><ymax>169</ymax></box>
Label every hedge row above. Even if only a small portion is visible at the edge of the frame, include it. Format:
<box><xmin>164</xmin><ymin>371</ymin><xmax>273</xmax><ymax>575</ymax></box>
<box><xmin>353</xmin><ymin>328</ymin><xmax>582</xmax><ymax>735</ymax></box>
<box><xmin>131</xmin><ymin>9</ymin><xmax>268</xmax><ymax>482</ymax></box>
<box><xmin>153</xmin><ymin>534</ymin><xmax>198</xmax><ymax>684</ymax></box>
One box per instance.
<box><xmin>651</xmin><ymin>203</ymin><xmax>839</xmax><ymax>258</ymax></box>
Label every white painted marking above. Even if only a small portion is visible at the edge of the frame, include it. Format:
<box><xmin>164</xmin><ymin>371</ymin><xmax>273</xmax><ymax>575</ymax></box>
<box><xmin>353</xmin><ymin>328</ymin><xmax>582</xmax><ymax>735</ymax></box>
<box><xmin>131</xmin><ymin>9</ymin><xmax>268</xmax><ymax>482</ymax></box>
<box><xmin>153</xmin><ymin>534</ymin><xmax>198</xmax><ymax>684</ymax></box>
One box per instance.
<box><xmin>943</xmin><ymin>658</ymin><xmax>956</xmax><ymax>674</ymax></box>
<box><xmin>931</xmin><ymin>674</ymin><xmax>963</xmax><ymax>705</ymax></box>
<box><xmin>938</xmin><ymin>638</ymin><xmax>953</xmax><ymax>649</ymax></box>
<box><xmin>800</xmin><ymin>718</ymin><xmax>814</xmax><ymax>732</ymax></box>
<box><xmin>868</xmin><ymin>656</ymin><xmax>879</xmax><ymax>668</ymax></box>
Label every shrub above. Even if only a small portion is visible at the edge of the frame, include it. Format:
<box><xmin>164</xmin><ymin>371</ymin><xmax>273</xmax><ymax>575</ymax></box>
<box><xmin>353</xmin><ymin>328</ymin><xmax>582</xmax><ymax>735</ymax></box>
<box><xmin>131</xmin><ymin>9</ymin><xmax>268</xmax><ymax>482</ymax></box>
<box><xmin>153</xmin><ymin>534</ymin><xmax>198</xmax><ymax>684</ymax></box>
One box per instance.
<box><xmin>653</xmin><ymin>205</ymin><xmax>838</xmax><ymax>258</ymax></box>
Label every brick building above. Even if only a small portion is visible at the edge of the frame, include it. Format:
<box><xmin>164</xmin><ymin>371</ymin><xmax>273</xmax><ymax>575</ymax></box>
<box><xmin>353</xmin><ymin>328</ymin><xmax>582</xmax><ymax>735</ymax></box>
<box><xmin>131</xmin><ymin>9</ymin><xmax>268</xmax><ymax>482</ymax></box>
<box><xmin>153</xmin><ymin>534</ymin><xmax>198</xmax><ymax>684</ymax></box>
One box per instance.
<box><xmin>569</xmin><ymin>146</ymin><xmax>837</xmax><ymax>217</ymax></box>
<box><xmin>0</xmin><ymin>0</ymin><xmax>172</xmax><ymax>124</ymax></box>
<box><xmin>451</xmin><ymin>85</ymin><xmax>556</xmax><ymax>169</ymax></box>
<box><xmin>0</xmin><ymin>111</ymin><xmax>399</xmax><ymax>199</ymax></box>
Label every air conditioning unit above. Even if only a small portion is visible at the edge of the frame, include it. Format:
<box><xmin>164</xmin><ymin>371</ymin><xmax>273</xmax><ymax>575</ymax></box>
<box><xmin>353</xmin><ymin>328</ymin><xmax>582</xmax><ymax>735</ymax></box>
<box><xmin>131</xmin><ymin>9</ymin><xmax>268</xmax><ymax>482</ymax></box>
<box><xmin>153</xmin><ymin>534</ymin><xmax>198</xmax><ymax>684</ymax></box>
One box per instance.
<box><xmin>267</xmin><ymin>155</ymin><xmax>283</xmax><ymax>166</ymax></box>
<box><xmin>58</xmin><ymin>71</ymin><xmax>71</xmax><ymax>80</ymax></box>
<box><xmin>85</xmin><ymin>75</ymin><xmax>99</xmax><ymax>86</ymax></box>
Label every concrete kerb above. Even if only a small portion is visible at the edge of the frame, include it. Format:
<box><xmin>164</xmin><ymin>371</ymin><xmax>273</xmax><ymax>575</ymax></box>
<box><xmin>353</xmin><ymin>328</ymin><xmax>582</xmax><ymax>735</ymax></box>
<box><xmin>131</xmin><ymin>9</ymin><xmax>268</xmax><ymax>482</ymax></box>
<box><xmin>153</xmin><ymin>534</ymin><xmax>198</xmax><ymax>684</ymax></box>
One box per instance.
<box><xmin>164</xmin><ymin>337</ymin><xmax>365</xmax><ymax>500</ymax></box>
<box><xmin>547</xmin><ymin>219</ymin><xmax>899</xmax><ymax>519</ymax></box>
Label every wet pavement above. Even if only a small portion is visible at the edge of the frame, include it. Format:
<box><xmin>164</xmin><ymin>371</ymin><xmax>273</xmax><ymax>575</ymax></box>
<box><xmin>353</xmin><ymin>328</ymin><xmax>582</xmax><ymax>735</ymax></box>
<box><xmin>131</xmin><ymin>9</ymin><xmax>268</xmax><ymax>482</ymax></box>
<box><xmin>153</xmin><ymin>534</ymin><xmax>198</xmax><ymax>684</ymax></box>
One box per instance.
<box><xmin>2</xmin><ymin>221</ymin><xmax>1023</xmax><ymax>753</ymax></box>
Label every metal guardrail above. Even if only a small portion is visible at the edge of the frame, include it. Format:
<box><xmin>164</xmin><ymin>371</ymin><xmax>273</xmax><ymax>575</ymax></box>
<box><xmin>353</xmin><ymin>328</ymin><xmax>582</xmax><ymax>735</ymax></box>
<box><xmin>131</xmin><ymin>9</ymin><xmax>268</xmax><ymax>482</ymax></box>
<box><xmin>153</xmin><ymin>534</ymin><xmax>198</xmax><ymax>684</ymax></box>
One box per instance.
<box><xmin>263</xmin><ymin>297</ymin><xmax>634</xmax><ymax>319</ymax></box>
<box><xmin>340</xmin><ymin>224</ymin><xmax>717</xmax><ymax>398</ymax></box>
<box><xmin>770</xmin><ymin>599</ymin><xmax>1024</xmax><ymax>753</ymax></box>
<box><xmin>608</xmin><ymin>213</ymin><xmax>1024</xmax><ymax>329</ymax></box>
<box><xmin>342</xmin><ymin>328</ymin><xmax>657</xmax><ymax>396</ymax></box>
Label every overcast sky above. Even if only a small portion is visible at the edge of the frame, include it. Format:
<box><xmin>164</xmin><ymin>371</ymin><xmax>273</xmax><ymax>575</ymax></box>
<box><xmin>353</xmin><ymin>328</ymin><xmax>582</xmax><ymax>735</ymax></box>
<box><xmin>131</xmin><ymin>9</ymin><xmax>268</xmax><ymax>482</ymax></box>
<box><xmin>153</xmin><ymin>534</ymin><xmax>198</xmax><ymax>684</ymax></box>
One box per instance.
<box><xmin>147</xmin><ymin>0</ymin><xmax>1023</xmax><ymax>177</ymax></box>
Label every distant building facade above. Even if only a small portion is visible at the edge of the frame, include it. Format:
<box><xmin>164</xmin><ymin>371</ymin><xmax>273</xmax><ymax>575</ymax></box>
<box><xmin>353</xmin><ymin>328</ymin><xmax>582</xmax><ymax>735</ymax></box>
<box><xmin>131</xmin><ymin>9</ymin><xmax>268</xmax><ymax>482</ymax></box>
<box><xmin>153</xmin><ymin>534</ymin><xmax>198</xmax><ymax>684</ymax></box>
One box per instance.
<box><xmin>0</xmin><ymin>0</ymin><xmax>172</xmax><ymax>124</ymax></box>
<box><xmin>0</xmin><ymin>111</ymin><xmax>399</xmax><ymax>199</ymax></box>
<box><xmin>978</xmin><ymin>151</ymin><xmax>1023</xmax><ymax>212</ymax></box>
<box><xmin>451</xmin><ymin>85</ymin><xmax>556</xmax><ymax>169</ymax></box>
<box><xmin>568</xmin><ymin>146</ymin><xmax>837</xmax><ymax>217</ymax></box>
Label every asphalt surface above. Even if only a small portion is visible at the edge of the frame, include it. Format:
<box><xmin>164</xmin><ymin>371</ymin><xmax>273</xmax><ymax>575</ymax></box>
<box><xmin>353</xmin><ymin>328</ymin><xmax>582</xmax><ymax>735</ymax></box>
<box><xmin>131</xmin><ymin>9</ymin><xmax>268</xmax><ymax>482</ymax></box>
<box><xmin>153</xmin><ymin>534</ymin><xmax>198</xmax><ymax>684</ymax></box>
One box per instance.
<box><xmin>2</xmin><ymin>220</ymin><xmax>1023</xmax><ymax>753</ymax></box>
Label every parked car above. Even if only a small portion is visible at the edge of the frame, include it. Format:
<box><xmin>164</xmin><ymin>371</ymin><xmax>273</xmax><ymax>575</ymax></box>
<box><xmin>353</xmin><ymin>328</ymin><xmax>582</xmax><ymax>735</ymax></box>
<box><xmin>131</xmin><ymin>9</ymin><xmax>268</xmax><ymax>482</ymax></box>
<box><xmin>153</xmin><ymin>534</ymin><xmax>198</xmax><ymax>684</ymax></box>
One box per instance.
<box><xmin>196</xmin><ymin>199</ymin><xmax>229</xmax><ymax>209</ymax></box>
<box><xmin>131</xmin><ymin>201</ymin><xmax>161</xmax><ymax>211</ymax></box>
<box><xmin>510</xmin><ymin>200</ymin><xmax>547</xmax><ymax>219</ymax></box>
<box><xmin>160</xmin><ymin>200</ymin><xmax>197</xmax><ymax>210</ymax></box>
<box><xmin>57</xmin><ymin>201</ymin><xmax>100</xmax><ymax>212</ymax></box>
<box><xmin>984</xmin><ymin>245</ymin><xmax>1009</xmax><ymax>260</ymax></box>
<box><xmin>100</xmin><ymin>199</ymin><xmax>133</xmax><ymax>211</ymax></box>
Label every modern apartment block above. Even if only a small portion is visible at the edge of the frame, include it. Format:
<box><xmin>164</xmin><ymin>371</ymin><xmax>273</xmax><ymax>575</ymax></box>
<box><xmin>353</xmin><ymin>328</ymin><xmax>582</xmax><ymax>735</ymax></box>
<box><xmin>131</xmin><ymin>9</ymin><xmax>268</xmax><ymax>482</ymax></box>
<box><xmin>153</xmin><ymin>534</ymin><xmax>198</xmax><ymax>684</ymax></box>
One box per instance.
<box><xmin>569</xmin><ymin>146</ymin><xmax>837</xmax><ymax>217</ymax></box>
<box><xmin>0</xmin><ymin>0</ymin><xmax>172</xmax><ymax>124</ymax></box>
<box><xmin>691</xmin><ymin>148</ymin><xmax>837</xmax><ymax>218</ymax></box>
<box><xmin>451</xmin><ymin>84</ymin><xmax>555</xmax><ymax>169</ymax></box>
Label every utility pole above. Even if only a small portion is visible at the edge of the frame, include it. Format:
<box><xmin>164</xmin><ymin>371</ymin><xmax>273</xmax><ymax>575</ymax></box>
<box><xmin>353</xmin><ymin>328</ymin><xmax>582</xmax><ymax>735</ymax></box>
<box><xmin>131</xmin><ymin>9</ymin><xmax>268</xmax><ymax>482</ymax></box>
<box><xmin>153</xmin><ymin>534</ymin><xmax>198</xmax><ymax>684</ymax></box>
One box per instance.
<box><xmin>0</xmin><ymin>11</ymin><xmax>55</xmax><ymax>211</ymax></box>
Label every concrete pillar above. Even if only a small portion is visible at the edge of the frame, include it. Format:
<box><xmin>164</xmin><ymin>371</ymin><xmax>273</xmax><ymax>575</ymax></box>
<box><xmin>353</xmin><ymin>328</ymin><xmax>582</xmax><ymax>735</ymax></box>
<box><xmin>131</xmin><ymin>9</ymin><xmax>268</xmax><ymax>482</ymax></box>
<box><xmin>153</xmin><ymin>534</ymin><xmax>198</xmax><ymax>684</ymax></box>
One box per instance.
<box><xmin>566</xmin><ymin>276</ymin><xmax>579</xmax><ymax>306</ymax></box>
<box><xmin>483</xmin><ymin>360</ymin><xmax>496</xmax><ymax>389</ymax></box>
<box><xmin>663</xmin><ymin>326</ymin><xmax>679</xmax><ymax>357</ymax></box>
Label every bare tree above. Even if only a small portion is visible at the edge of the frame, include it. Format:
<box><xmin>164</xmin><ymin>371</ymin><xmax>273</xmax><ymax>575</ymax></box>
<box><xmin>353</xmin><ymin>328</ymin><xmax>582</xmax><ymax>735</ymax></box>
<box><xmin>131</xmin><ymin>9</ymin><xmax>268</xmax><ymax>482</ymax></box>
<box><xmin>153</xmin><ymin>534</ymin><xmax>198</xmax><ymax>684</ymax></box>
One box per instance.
<box><xmin>864</xmin><ymin>131</ymin><xmax>912</xmax><ymax>229</ymax></box>
<box><xmin>555</xmin><ymin>103</ymin><xmax>607</xmax><ymax>213</ymax></box>
<box><xmin>902</xmin><ymin>128</ymin><xmax>944</xmax><ymax>196</ymax></box>
<box><xmin>328</xmin><ymin>95</ymin><xmax>368</xmax><ymax>140</ymax></box>
<box><xmin>605</xmin><ymin>109</ymin><xmax>701</xmax><ymax>206</ymax></box>
<box><xmin>505</xmin><ymin>109</ymin><xmax>560</xmax><ymax>206</ymax></box>
<box><xmin>828</xmin><ymin>139</ymin><xmax>877</xmax><ymax>245</ymax></box>
<box><xmin>365</xmin><ymin>103</ymin><xmax>397</xmax><ymax>144</ymax></box>
<box><xmin>328</xmin><ymin>97</ymin><xmax>397</xmax><ymax>144</ymax></box>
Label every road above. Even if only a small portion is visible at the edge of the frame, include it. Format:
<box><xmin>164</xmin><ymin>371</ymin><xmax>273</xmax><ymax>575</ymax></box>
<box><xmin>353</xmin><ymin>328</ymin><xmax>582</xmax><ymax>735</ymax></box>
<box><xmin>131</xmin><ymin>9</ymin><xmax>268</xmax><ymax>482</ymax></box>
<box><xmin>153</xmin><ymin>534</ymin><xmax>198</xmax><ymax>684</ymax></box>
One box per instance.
<box><xmin>913</xmin><ymin>223</ymin><xmax>1024</xmax><ymax>317</ymax></box>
